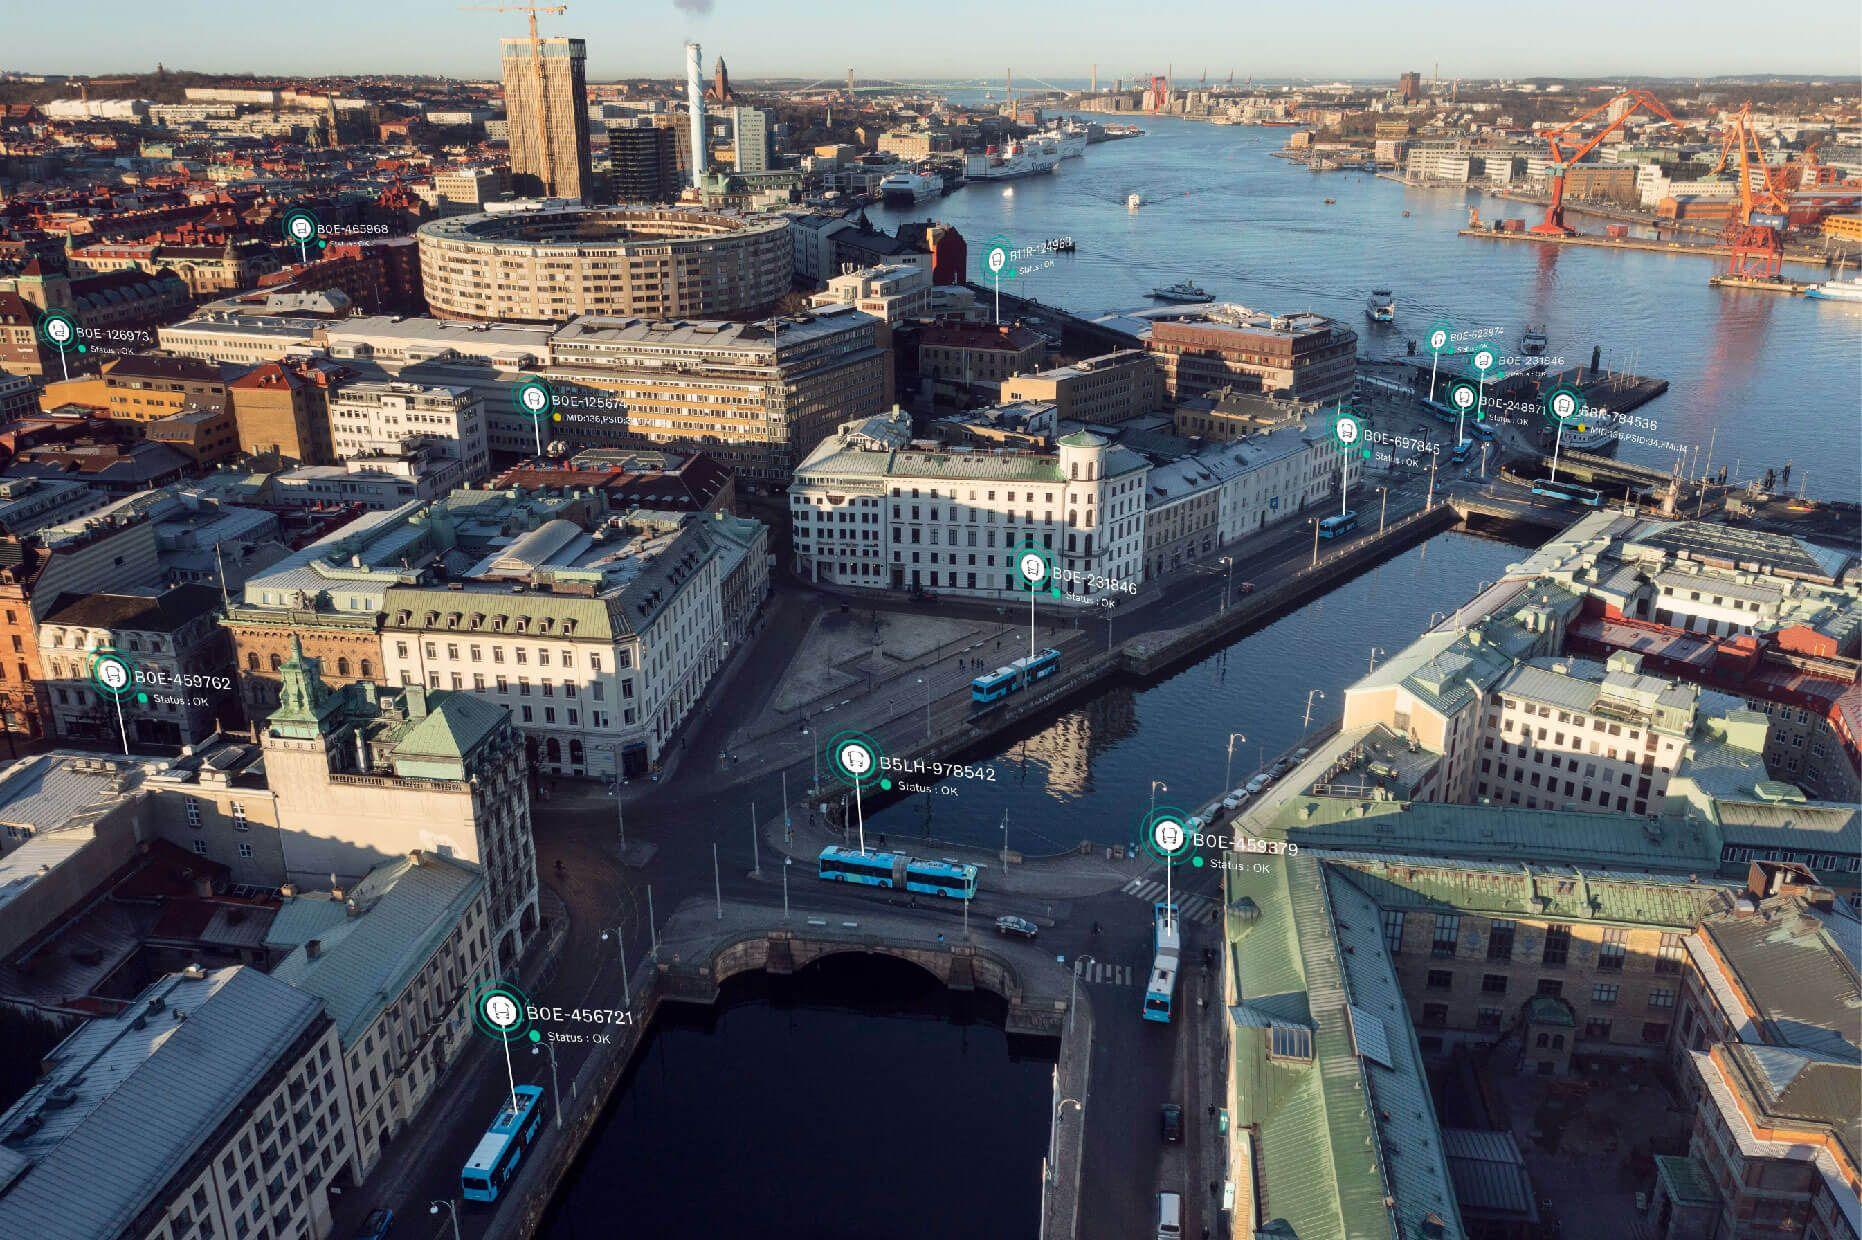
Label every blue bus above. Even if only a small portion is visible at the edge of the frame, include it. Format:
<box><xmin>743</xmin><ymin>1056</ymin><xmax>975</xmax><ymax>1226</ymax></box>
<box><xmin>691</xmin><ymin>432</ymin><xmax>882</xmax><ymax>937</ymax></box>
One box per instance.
<box><xmin>1450</xmin><ymin>439</ymin><xmax>1473</xmax><ymax>464</ymax></box>
<box><xmin>1142</xmin><ymin>902</ymin><xmax>1181</xmax><ymax>1024</ymax></box>
<box><xmin>971</xmin><ymin>647</ymin><xmax>1062</xmax><ymax>705</ymax></box>
<box><xmin>1469</xmin><ymin>417</ymin><xmax>1496</xmax><ymax>440</ymax></box>
<box><xmin>818</xmin><ymin>846</ymin><xmax>906</xmax><ymax>889</ymax></box>
<box><xmin>904</xmin><ymin>857</ymin><xmax>979</xmax><ymax>900</ymax></box>
<box><xmin>1317</xmin><ymin>511</ymin><xmax>1359</xmax><ymax>540</ymax></box>
<box><xmin>1423</xmin><ymin>397</ymin><xmax>1459</xmax><ymax>424</ymax></box>
<box><xmin>461</xmin><ymin>1085</ymin><xmax>546</xmax><ymax>1203</ymax></box>
<box><xmin>1530</xmin><ymin>478</ymin><xmax>1604</xmax><ymax>508</ymax></box>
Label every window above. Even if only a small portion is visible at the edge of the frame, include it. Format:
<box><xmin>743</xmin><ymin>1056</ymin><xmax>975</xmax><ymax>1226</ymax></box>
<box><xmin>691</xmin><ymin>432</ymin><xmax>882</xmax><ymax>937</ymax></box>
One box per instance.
<box><xmin>192</xmin><ymin>840</ymin><xmax>208</xmax><ymax>856</ymax></box>
<box><xmin>1591</xmin><ymin>983</ymin><xmax>1619</xmax><ymax>1005</ymax></box>
<box><xmin>1656</xmin><ymin>933</ymin><xmax>1685</xmax><ymax>975</ymax></box>
<box><xmin>1648</xmin><ymin>987</ymin><xmax>1675</xmax><ymax>1009</ymax></box>
<box><xmin>232</xmin><ymin>803</ymin><xmax>248</xmax><ymax>832</ymax></box>
<box><xmin>1584</xmin><ymin>1017</ymin><xmax>1614</xmax><ymax>1041</ymax></box>
<box><xmin>1421</xmin><ymin>1003</ymin><xmax>1448</xmax><ymax>1027</ymax></box>
<box><xmin>1426</xmin><ymin>969</ymin><xmax>1453</xmax><ymax>991</ymax></box>
<box><xmin>1481</xmin><ymin>973</ymin><xmax>1508</xmax><ymax>994</ymax></box>
<box><xmin>185</xmin><ymin>797</ymin><xmax>201</xmax><ymax>828</ymax></box>
<box><xmin>1537</xmin><ymin>979</ymin><xmax>1564</xmax><ymax>997</ymax></box>
<box><xmin>1381</xmin><ymin>909</ymin><xmax>1405</xmax><ymax>954</ymax></box>
<box><xmin>1542</xmin><ymin>924</ymin><xmax>1570</xmax><ymax>967</ymax></box>
<box><xmin>1598</xmin><ymin>928</ymin><xmax>1626</xmax><ymax>972</ymax></box>
<box><xmin>238</xmin><ymin>842</ymin><xmax>254</xmax><ymax>859</ymax></box>
<box><xmin>1432</xmin><ymin>913</ymin><xmax>1460</xmax><ymax>957</ymax></box>
<box><xmin>1476</xmin><ymin>1007</ymin><xmax>1503</xmax><ymax>1029</ymax></box>
<box><xmin>1486</xmin><ymin>919</ymin><xmax>1516</xmax><ymax>961</ymax></box>
<box><xmin>1641</xmin><ymin>1021</ymin><xmax>1670</xmax><ymax>1045</ymax></box>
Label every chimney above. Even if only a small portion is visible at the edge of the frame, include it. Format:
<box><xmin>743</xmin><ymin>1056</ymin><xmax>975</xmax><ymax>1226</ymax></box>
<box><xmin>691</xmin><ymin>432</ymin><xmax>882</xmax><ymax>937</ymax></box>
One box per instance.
<box><xmin>407</xmin><ymin>848</ymin><xmax>424</xmax><ymax>867</ymax></box>
<box><xmin>346</xmin><ymin>897</ymin><xmax>361</xmax><ymax>917</ymax></box>
<box><xmin>280</xmin><ymin>882</ymin><xmax>297</xmax><ymax>898</ymax></box>
<box><xmin>685</xmin><ymin>42</ymin><xmax>708</xmax><ymax>189</ymax></box>
<box><xmin>305</xmin><ymin>939</ymin><xmax>322</xmax><ymax>960</ymax></box>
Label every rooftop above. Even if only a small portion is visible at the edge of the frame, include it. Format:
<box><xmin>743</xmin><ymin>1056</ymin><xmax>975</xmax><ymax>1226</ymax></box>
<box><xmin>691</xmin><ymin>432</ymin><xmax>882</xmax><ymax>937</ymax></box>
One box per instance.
<box><xmin>0</xmin><ymin>967</ymin><xmax>325</xmax><ymax>1240</ymax></box>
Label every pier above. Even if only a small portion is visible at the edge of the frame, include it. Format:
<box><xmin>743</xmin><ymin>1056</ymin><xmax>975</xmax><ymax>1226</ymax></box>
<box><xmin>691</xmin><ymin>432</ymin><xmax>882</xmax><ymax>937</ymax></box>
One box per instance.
<box><xmin>1458</xmin><ymin>227</ymin><xmax>1834</xmax><ymax>269</ymax></box>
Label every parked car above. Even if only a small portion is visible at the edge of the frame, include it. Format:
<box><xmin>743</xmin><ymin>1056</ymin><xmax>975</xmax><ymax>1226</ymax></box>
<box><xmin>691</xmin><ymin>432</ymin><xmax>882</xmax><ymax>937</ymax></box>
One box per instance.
<box><xmin>1294</xmin><ymin>747</ymin><xmax>1311</xmax><ymax>761</ymax></box>
<box><xmin>355</xmin><ymin>1210</ymin><xmax>394</xmax><ymax>1240</ymax></box>
<box><xmin>995</xmin><ymin>915</ymin><xmax>1039</xmax><ymax>939</ymax></box>
<box><xmin>1270</xmin><ymin>757</ymin><xmax>1292</xmax><ymax>776</ymax></box>
<box><xmin>1238</xmin><ymin>581</ymin><xmax>1256</xmax><ymax>594</ymax></box>
<box><xmin>1220</xmin><ymin>793</ymin><xmax>1243</xmax><ymax>810</ymax></box>
<box><xmin>1160</xmin><ymin>1103</ymin><xmax>1184</xmax><ymax>1143</ymax></box>
<box><xmin>1245</xmin><ymin>774</ymin><xmax>1270</xmax><ymax>794</ymax></box>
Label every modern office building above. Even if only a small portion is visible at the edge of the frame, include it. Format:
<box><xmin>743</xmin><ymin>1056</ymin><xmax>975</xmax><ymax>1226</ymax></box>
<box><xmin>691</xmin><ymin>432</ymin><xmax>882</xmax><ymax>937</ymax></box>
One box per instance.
<box><xmin>791</xmin><ymin>411</ymin><xmax>1151</xmax><ymax>599</ymax></box>
<box><xmin>999</xmin><ymin>350</ymin><xmax>1165</xmax><ymax>425</ymax></box>
<box><xmin>432</xmin><ymin>164</ymin><xmax>512</xmax><ymax>214</ymax></box>
<box><xmin>732</xmin><ymin>106</ymin><xmax>771</xmax><ymax>173</ymax></box>
<box><xmin>544</xmin><ymin>305</ymin><xmax>888</xmax><ymax>481</ymax></box>
<box><xmin>500</xmin><ymin>35</ymin><xmax>593</xmax><ymax>201</ymax></box>
<box><xmin>1138</xmin><ymin>304</ymin><xmax>1357</xmax><ymax>403</ymax></box>
<box><xmin>327</xmin><ymin>379</ymin><xmax>489</xmax><ymax>483</ymax></box>
<box><xmin>607</xmin><ymin>121</ymin><xmax>680</xmax><ymax>203</ymax></box>
<box><xmin>417</xmin><ymin>206</ymin><xmax>792</xmax><ymax>323</ymax></box>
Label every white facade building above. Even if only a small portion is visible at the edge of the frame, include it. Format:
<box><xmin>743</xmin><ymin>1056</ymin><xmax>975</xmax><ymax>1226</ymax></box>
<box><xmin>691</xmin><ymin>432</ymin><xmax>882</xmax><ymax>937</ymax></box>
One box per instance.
<box><xmin>328</xmin><ymin>380</ymin><xmax>489</xmax><ymax>483</ymax></box>
<box><xmin>790</xmin><ymin>413</ymin><xmax>1151</xmax><ymax>600</ymax></box>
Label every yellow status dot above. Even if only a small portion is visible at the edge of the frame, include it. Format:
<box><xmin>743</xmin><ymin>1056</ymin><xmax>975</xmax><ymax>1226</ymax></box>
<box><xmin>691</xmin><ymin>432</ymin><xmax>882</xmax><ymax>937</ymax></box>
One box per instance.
<box><xmin>552</xmin><ymin>412</ymin><xmax>562</xmax><ymax>421</ymax></box>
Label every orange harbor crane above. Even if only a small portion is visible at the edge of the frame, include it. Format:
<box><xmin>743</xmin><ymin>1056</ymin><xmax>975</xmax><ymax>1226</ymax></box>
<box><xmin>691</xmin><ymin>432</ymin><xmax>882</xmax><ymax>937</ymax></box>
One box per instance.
<box><xmin>1530</xmin><ymin>88</ymin><xmax>1680</xmax><ymax>236</ymax></box>
<box><xmin>1708</xmin><ymin>102</ymin><xmax>1791</xmax><ymax>280</ymax></box>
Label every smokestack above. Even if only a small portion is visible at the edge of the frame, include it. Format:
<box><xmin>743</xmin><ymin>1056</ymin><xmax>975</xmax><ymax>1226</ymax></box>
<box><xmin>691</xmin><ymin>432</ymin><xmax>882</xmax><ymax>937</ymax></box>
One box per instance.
<box><xmin>1091</xmin><ymin>64</ymin><xmax>1097</xmax><ymax>94</ymax></box>
<box><xmin>685</xmin><ymin>41</ymin><xmax>708</xmax><ymax>189</ymax></box>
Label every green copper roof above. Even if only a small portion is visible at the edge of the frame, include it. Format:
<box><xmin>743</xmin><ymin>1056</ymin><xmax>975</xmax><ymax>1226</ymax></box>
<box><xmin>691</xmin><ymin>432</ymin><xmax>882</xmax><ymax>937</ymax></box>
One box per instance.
<box><xmin>387</xmin><ymin>691</ymin><xmax>507</xmax><ymax>763</ymax></box>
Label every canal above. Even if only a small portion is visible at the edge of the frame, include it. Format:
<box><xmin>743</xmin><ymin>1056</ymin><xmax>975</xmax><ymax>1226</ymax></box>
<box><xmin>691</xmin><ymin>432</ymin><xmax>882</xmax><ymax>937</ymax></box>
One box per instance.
<box><xmin>870</xmin><ymin>112</ymin><xmax>1862</xmax><ymax>502</ymax></box>
<box><xmin>540</xmin><ymin>955</ymin><xmax>1056</xmax><ymax>1239</ymax></box>
<box><xmin>863</xmin><ymin>528</ymin><xmax>1530</xmax><ymax>854</ymax></box>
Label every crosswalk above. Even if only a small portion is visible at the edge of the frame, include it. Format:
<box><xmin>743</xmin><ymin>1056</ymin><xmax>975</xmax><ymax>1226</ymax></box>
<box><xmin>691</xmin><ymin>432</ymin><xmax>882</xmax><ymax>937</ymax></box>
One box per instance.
<box><xmin>1071</xmin><ymin>958</ymin><xmax>1134</xmax><ymax>986</ymax></box>
<box><xmin>1121</xmin><ymin>878</ymin><xmax>1221</xmax><ymax>925</ymax></box>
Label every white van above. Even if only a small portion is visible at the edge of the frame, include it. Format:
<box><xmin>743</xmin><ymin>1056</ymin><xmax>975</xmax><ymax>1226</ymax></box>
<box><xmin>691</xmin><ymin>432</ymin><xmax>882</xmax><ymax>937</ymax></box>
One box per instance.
<box><xmin>1156</xmin><ymin>1190</ymin><xmax>1183</xmax><ymax>1239</ymax></box>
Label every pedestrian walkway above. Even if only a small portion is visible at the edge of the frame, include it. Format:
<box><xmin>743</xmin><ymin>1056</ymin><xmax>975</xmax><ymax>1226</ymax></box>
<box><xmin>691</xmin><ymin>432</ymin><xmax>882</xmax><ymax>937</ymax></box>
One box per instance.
<box><xmin>1071</xmin><ymin>957</ymin><xmax>1135</xmax><ymax>987</ymax></box>
<box><xmin>1121</xmin><ymin>878</ymin><xmax>1221</xmax><ymax>925</ymax></box>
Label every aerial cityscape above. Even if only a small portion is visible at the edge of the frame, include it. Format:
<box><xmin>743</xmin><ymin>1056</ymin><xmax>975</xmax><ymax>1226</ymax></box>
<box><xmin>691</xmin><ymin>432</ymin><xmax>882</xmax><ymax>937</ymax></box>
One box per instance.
<box><xmin>0</xmin><ymin>3</ymin><xmax>1858</xmax><ymax>1239</ymax></box>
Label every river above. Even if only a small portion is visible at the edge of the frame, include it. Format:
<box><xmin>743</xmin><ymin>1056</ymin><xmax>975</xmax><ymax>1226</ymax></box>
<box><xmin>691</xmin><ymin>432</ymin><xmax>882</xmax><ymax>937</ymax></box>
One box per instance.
<box><xmin>540</xmin><ymin>956</ymin><xmax>1055</xmax><ymax>1240</ymax></box>
<box><xmin>863</xmin><ymin>530</ymin><xmax>1529</xmax><ymax>854</ymax></box>
<box><xmin>869</xmin><ymin>112</ymin><xmax>1862</xmax><ymax>502</ymax></box>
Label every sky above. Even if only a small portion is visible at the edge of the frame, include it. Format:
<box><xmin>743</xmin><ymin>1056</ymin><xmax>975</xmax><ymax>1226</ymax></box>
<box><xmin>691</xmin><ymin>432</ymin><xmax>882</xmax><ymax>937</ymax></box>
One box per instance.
<box><xmin>7</xmin><ymin>0</ymin><xmax>1861</xmax><ymax>82</ymax></box>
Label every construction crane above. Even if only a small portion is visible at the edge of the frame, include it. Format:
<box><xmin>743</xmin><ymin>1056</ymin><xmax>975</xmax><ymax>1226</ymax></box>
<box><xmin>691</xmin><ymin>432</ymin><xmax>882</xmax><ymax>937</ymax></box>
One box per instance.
<box><xmin>1530</xmin><ymin>88</ymin><xmax>1679</xmax><ymax>236</ymax></box>
<box><xmin>460</xmin><ymin>3</ymin><xmax>569</xmax><ymax>196</ymax></box>
<box><xmin>1708</xmin><ymin>102</ymin><xmax>1791</xmax><ymax>280</ymax></box>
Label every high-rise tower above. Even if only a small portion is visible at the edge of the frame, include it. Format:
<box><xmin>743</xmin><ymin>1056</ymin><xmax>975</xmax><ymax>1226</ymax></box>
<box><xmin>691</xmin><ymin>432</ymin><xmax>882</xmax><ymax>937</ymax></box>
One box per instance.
<box><xmin>501</xmin><ymin>35</ymin><xmax>593</xmax><ymax>200</ymax></box>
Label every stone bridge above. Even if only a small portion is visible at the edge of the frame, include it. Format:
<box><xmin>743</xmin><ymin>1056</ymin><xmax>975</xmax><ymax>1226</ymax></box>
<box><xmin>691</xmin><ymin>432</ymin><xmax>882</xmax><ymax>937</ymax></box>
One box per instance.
<box><xmin>655</xmin><ymin>902</ymin><xmax>1068</xmax><ymax>1037</ymax></box>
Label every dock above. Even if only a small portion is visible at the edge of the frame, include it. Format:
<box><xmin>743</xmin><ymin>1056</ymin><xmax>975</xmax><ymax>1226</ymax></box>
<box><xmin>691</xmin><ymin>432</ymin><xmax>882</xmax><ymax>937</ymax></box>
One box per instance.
<box><xmin>1542</xmin><ymin>367</ymin><xmax>1669</xmax><ymax>415</ymax></box>
<box><xmin>1458</xmin><ymin>228</ymin><xmax>1833</xmax><ymax>269</ymax></box>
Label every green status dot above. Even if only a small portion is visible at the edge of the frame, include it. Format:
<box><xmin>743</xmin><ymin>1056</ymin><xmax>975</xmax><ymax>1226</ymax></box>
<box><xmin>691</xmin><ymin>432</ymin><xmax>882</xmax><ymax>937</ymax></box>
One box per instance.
<box><xmin>527</xmin><ymin>1029</ymin><xmax>541</xmax><ymax>1042</ymax></box>
<box><xmin>76</xmin><ymin>344</ymin><xmax>87</xmax><ymax>353</ymax></box>
<box><xmin>879</xmin><ymin>778</ymin><xmax>892</xmax><ymax>791</ymax></box>
<box><xmin>1050</xmin><ymin>586</ymin><xmax>1062</xmax><ymax>598</ymax></box>
<box><xmin>135</xmin><ymin>692</ymin><xmax>148</xmax><ymax>704</ymax></box>
<box><xmin>1191</xmin><ymin>855</ymin><xmax>1204</xmax><ymax>867</ymax></box>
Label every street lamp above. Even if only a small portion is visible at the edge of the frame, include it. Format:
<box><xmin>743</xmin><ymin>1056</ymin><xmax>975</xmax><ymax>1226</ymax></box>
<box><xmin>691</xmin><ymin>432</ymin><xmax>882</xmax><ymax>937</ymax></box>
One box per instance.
<box><xmin>782</xmin><ymin>855</ymin><xmax>793</xmax><ymax>921</ymax></box>
<box><xmin>598</xmin><ymin>925</ymin><xmax>632</xmax><ymax>1009</ymax></box>
<box><xmin>1310</xmin><ymin>517</ymin><xmax>1321</xmax><ymax>568</ymax></box>
<box><xmin>1069</xmin><ymin>954</ymin><xmax>1094</xmax><ymax>1036</ymax></box>
<box><xmin>1047</xmin><ymin>1097</ymin><xmax>1084</xmax><ymax>1184</ymax></box>
<box><xmin>1149</xmin><ymin>779</ymin><xmax>1168</xmax><ymax>816</ymax></box>
<box><xmin>530</xmin><ymin>1041</ymin><xmax>562</xmax><ymax>1129</ymax></box>
<box><xmin>1217</xmin><ymin>555</ymin><xmax>1234</xmax><ymax>613</ymax></box>
<box><xmin>1101</xmin><ymin>597</ymin><xmax>1116</xmax><ymax>654</ymax></box>
<box><xmin>1223</xmin><ymin>731</ymin><xmax>1247</xmax><ymax>794</ymax></box>
<box><xmin>1376</xmin><ymin>485</ymin><xmax>1389</xmax><ymax>535</ymax></box>
<box><xmin>430</xmin><ymin>1200</ymin><xmax>462</xmax><ymax>1240</ymax></box>
<box><xmin>1302</xmin><ymin>688</ymin><xmax>1326</xmax><ymax>734</ymax></box>
<box><xmin>1367</xmin><ymin>646</ymin><xmax>1385</xmax><ymax>674</ymax></box>
<box><xmin>914</xmin><ymin>674</ymin><xmax>932</xmax><ymax>739</ymax></box>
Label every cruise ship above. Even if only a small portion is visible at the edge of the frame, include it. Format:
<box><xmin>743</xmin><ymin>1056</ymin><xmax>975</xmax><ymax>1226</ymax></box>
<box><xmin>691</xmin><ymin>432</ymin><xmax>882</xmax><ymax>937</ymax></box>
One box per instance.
<box><xmin>1806</xmin><ymin>276</ymin><xmax>1862</xmax><ymax>301</ymax></box>
<box><xmin>878</xmin><ymin>169</ymin><xmax>940</xmax><ymax>204</ymax></box>
<box><xmin>964</xmin><ymin>140</ymin><xmax>1062</xmax><ymax>181</ymax></box>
